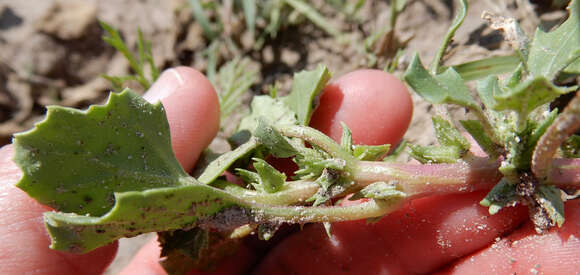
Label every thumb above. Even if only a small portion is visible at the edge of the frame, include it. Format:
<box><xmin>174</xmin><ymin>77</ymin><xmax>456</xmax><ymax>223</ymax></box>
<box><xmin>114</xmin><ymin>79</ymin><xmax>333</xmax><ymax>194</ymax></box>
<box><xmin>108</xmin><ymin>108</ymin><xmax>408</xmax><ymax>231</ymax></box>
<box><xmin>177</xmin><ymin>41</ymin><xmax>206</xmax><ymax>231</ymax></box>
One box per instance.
<box><xmin>144</xmin><ymin>66</ymin><xmax>220</xmax><ymax>173</ymax></box>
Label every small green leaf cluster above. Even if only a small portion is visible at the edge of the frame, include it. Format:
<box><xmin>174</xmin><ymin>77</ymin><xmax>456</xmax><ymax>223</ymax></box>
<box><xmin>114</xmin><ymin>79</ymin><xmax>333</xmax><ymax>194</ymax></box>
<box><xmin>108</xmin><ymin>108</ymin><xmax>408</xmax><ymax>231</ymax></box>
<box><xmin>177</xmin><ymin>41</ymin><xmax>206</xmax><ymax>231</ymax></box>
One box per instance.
<box><xmin>403</xmin><ymin>0</ymin><xmax>580</xmax><ymax>232</ymax></box>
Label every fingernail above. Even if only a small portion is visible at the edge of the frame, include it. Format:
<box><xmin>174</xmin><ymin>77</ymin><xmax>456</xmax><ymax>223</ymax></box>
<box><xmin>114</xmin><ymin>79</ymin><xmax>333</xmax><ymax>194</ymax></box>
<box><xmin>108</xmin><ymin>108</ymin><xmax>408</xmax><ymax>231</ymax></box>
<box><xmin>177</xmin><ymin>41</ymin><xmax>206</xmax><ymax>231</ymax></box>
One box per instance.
<box><xmin>143</xmin><ymin>68</ymin><xmax>185</xmax><ymax>103</ymax></box>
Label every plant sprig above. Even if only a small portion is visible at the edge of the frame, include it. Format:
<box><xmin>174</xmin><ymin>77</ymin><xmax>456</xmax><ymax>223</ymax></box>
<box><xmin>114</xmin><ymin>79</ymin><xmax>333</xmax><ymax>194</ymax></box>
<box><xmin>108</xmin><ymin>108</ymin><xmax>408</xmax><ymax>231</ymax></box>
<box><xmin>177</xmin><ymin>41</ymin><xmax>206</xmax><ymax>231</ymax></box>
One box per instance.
<box><xmin>10</xmin><ymin>1</ymin><xmax>580</xmax><ymax>273</ymax></box>
<box><xmin>100</xmin><ymin>21</ymin><xmax>160</xmax><ymax>91</ymax></box>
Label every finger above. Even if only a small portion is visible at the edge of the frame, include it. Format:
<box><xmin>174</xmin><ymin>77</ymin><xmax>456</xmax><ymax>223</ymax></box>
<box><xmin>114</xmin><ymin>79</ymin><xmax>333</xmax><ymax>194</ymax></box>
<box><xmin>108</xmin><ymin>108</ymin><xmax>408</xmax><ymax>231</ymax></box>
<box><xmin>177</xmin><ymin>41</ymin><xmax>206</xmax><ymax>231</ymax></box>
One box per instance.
<box><xmin>0</xmin><ymin>145</ymin><xmax>118</xmax><ymax>275</ymax></box>
<box><xmin>252</xmin><ymin>191</ymin><xmax>528</xmax><ymax>274</ymax></box>
<box><xmin>144</xmin><ymin>66</ymin><xmax>220</xmax><ymax>173</ymax></box>
<box><xmin>122</xmin><ymin>67</ymin><xmax>221</xmax><ymax>274</ymax></box>
<box><xmin>439</xmin><ymin>201</ymin><xmax>580</xmax><ymax>274</ymax></box>
<box><xmin>309</xmin><ymin>69</ymin><xmax>413</xmax><ymax>146</ymax></box>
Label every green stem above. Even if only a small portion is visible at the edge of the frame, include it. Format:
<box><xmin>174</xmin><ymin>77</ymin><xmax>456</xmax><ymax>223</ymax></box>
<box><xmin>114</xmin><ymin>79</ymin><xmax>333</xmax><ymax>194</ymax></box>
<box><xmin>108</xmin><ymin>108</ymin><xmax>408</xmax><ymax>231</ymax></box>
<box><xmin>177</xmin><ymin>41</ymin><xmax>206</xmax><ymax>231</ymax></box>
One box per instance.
<box><xmin>214</xmin><ymin>179</ymin><xmax>319</xmax><ymax>205</ymax></box>
<box><xmin>389</xmin><ymin>0</ymin><xmax>398</xmax><ymax>30</ymax></box>
<box><xmin>253</xmin><ymin>197</ymin><xmax>406</xmax><ymax>223</ymax></box>
<box><xmin>278</xmin><ymin>125</ymin><xmax>358</xmax><ymax>166</ymax></box>
<box><xmin>351</xmin><ymin>157</ymin><xmax>501</xmax><ymax>197</ymax></box>
<box><xmin>533</xmin><ymin>92</ymin><xmax>580</xmax><ymax>180</ymax></box>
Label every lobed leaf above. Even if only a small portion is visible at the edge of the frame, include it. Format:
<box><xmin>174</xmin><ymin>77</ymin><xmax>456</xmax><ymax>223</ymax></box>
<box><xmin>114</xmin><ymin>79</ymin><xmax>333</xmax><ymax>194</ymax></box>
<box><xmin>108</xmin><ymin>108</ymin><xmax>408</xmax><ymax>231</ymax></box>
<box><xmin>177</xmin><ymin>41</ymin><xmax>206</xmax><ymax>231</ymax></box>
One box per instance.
<box><xmin>528</xmin><ymin>0</ymin><xmax>580</xmax><ymax>80</ymax></box>
<box><xmin>432</xmin><ymin>116</ymin><xmax>470</xmax><ymax>150</ymax></box>
<box><xmin>252</xmin><ymin>158</ymin><xmax>286</xmax><ymax>193</ymax></box>
<box><xmin>493</xmin><ymin>76</ymin><xmax>576</xmax><ymax>122</ymax></box>
<box><xmin>238</xmin><ymin>95</ymin><xmax>297</xmax><ymax>133</ymax></box>
<box><xmin>44</xmin><ymin>182</ymin><xmax>250</xmax><ymax>253</ymax></box>
<box><xmin>13</xmin><ymin>90</ymin><xmax>186</xmax><ymax>216</ymax></box>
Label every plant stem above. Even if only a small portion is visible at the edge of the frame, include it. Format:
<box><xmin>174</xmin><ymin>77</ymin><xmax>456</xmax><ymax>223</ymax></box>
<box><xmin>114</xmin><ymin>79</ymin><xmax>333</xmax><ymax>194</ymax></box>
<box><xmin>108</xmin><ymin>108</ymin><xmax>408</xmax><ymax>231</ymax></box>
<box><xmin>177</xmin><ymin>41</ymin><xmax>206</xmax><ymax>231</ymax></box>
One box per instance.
<box><xmin>253</xmin><ymin>197</ymin><xmax>406</xmax><ymax>223</ymax></box>
<box><xmin>533</xmin><ymin>92</ymin><xmax>580</xmax><ymax>180</ymax></box>
<box><xmin>351</xmin><ymin>157</ymin><xmax>501</xmax><ymax>197</ymax></box>
<box><xmin>389</xmin><ymin>0</ymin><xmax>398</xmax><ymax>30</ymax></box>
<box><xmin>278</xmin><ymin>125</ymin><xmax>358</xmax><ymax>166</ymax></box>
<box><xmin>214</xmin><ymin>179</ymin><xmax>319</xmax><ymax>205</ymax></box>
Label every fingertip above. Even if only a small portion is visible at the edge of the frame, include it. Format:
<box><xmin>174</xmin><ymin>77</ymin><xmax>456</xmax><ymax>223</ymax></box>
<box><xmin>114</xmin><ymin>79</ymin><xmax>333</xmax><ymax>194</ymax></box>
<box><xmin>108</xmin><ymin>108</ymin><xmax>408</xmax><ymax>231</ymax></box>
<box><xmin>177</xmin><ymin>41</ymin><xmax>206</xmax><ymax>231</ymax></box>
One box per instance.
<box><xmin>145</xmin><ymin>67</ymin><xmax>220</xmax><ymax>172</ymax></box>
<box><xmin>310</xmin><ymin>69</ymin><xmax>413</xmax><ymax>146</ymax></box>
<box><xmin>444</xmin><ymin>201</ymin><xmax>580</xmax><ymax>274</ymax></box>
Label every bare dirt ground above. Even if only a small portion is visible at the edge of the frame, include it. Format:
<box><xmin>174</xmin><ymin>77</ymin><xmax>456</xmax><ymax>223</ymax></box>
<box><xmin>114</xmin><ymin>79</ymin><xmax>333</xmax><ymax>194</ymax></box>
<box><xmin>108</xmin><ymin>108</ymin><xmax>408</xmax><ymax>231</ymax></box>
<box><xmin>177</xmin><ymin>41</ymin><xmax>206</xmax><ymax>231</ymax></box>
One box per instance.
<box><xmin>0</xmin><ymin>0</ymin><xmax>566</xmax><ymax>273</ymax></box>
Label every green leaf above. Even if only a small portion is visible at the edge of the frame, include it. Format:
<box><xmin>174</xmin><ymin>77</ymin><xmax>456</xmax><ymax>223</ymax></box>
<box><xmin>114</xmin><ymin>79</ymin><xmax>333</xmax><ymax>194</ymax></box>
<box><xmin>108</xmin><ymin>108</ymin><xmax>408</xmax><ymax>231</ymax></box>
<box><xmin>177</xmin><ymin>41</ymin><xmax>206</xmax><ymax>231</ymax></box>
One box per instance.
<box><xmin>408</xmin><ymin>144</ymin><xmax>462</xmax><ymax>164</ymax></box>
<box><xmin>253</xmin><ymin>158</ymin><xmax>286</xmax><ymax>193</ymax></box>
<box><xmin>460</xmin><ymin>120</ymin><xmax>497</xmax><ymax>157</ymax></box>
<box><xmin>282</xmin><ymin>64</ymin><xmax>331</xmax><ymax>125</ymax></box>
<box><xmin>216</xmin><ymin>58</ymin><xmax>258</xmax><ymax>122</ymax></box>
<box><xmin>43</xmin><ymin>183</ymin><xmax>251</xmax><ymax>253</ymax></box>
<box><xmin>535</xmin><ymin>185</ymin><xmax>565</xmax><ymax>228</ymax></box>
<box><xmin>13</xmin><ymin>90</ymin><xmax>187</xmax><ymax>216</ymax></box>
<box><xmin>432</xmin><ymin>116</ymin><xmax>470</xmax><ymax>150</ymax></box>
<box><xmin>480</xmin><ymin>178</ymin><xmax>519</xmax><ymax>215</ymax></box>
<box><xmin>505</xmin><ymin>64</ymin><xmax>524</xmax><ymax>89</ymax></box>
<box><xmin>404</xmin><ymin>54</ymin><xmax>478</xmax><ymax>109</ymax></box>
<box><xmin>476</xmin><ymin>76</ymin><xmax>501</xmax><ymax>110</ymax></box>
<box><xmin>350</xmin><ymin>181</ymin><xmax>406</xmax><ymax>202</ymax></box>
<box><xmin>512</xmin><ymin>109</ymin><xmax>558</xmax><ymax>169</ymax></box>
<box><xmin>340</xmin><ymin>122</ymin><xmax>353</xmax><ymax>154</ymax></box>
<box><xmin>235</xmin><ymin>168</ymin><xmax>263</xmax><ymax>192</ymax></box>
<box><xmin>254</xmin><ymin>119</ymin><xmax>299</xmax><ymax>158</ymax></box>
<box><xmin>238</xmin><ymin>95</ymin><xmax>297</xmax><ymax>133</ymax></box>
<box><xmin>353</xmin><ymin>144</ymin><xmax>391</xmax><ymax>161</ymax></box>
<box><xmin>197</xmin><ymin>137</ymin><xmax>259</xmax><ymax>184</ymax></box>
<box><xmin>493</xmin><ymin>76</ymin><xmax>576</xmax><ymax>122</ymax></box>
<box><xmin>564</xmin><ymin>58</ymin><xmax>580</xmax><ymax>74</ymax></box>
<box><xmin>449</xmin><ymin>55</ymin><xmax>520</xmax><ymax>81</ymax></box>
<box><xmin>528</xmin><ymin>0</ymin><xmax>580</xmax><ymax>80</ymax></box>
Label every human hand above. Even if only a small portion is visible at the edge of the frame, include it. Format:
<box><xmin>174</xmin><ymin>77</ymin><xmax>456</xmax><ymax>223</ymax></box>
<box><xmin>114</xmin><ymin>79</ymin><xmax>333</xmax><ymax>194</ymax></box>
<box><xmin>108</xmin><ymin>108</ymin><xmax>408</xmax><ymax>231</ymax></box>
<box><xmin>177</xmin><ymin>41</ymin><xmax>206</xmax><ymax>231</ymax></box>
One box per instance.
<box><xmin>1</xmin><ymin>68</ymin><xmax>578</xmax><ymax>274</ymax></box>
<box><xmin>0</xmin><ymin>67</ymin><xmax>220</xmax><ymax>274</ymax></box>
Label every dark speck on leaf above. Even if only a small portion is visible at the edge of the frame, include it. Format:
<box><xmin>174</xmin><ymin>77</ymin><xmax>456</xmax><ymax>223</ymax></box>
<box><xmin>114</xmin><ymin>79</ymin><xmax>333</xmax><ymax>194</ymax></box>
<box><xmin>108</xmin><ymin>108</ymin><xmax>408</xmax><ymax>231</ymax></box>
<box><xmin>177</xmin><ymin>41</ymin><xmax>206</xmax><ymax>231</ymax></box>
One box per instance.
<box><xmin>96</xmin><ymin>229</ymin><xmax>106</xmax><ymax>234</ymax></box>
<box><xmin>83</xmin><ymin>195</ymin><xmax>92</xmax><ymax>204</ymax></box>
